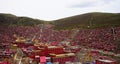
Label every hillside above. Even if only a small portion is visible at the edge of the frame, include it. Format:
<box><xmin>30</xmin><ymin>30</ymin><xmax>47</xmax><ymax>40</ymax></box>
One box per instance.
<box><xmin>0</xmin><ymin>13</ymin><xmax>46</xmax><ymax>26</ymax></box>
<box><xmin>53</xmin><ymin>12</ymin><xmax>120</xmax><ymax>29</ymax></box>
<box><xmin>0</xmin><ymin>12</ymin><xmax>120</xmax><ymax>29</ymax></box>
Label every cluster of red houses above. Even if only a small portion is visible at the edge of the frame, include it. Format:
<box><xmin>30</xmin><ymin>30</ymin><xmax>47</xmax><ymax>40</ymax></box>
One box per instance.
<box><xmin>0</xmin><ymin>26</ymin><xmax>119</xmax><ymax>64</ymax></box>
<box><xmin>13</xmin><ymin>37</ymin><xmax>78</xmax><ymax>64</ymax></box>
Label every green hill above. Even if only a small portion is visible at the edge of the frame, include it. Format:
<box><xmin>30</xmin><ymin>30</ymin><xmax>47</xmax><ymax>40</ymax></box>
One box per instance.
<box><xmin>53</xmin><ymin>12</ymin><xmax>120</xmax><ymax>29</ymax></box>
<box><xmin>0</xmin><ymin>13</ymin><xmax>46</xmax><ymax>26</ymax></box>
<box><xmin>0</xmin><ymin>12</ymin><xmax>120</xmax><ymax>29</ymax></box>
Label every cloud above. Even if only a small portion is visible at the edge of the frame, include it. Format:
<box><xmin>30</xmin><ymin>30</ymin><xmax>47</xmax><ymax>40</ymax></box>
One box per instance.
<box><xmin>69</xmin><ymin>0</ymin><xmax>116</xmax><ymax>8</ymax></box>
<box><xmin>70</xmin><ymin>1</ymin><xmax>96</xmax><ymax>8</ymax></box>
<box><xmin>101</xmin><ymin>0</ymin><xmax>115</xmax><ymax>4</ymax></box>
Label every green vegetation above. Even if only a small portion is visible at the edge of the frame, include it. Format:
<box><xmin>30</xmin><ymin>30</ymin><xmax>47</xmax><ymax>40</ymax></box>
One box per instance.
<box><xmin>0</xmin><ymin>13</ymin><xmax>46</xmax><ymax>26</ymax></box>
<box><xmin>0</xmin><ymin>12</ymin><xmax>120</xmax><ymax>29</ymax></box>
<box><xmin>53</xmin><ymin>12</ymin><xmax>120</xmax><ymax>29</ymax></box>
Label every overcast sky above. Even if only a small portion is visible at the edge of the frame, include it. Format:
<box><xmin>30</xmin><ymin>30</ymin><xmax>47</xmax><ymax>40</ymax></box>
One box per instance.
<box><xmin>0</xmin><ymin>0</ymin><xmax>120</xmax><ymax>21</ymax></box>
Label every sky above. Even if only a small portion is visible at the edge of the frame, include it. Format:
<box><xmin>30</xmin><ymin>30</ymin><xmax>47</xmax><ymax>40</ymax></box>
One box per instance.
<box><xmin>0</xmin><ymin>0</ymin><xmax>120</xmax><ymax>21</ymax></box>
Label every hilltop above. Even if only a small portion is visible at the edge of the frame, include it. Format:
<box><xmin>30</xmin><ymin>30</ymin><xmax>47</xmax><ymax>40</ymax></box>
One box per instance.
<box><xmin>0</xmin><ymin>12</ymin><xmax>120</xmax><ymax>29</ymax></box>
<box><xmin>53</xmin><ymin>12</ymin><xmax>120</xmax><ymax>29</ymax></box>
<box><xmin>0</xmin><ymin>13</ymin><xmax>47</xmax><ymax>26</ymax></box>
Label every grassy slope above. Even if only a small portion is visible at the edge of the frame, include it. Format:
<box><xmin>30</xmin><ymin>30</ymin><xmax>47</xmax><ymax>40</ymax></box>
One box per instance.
<box><xmin>0</xmin><ymin>13</ymin><xmax>46</xmax><ymax>26</ymax></box>
<box><xmin>53</xmin><ymin>12</ymin><xmax>120</xmax><ymax>29</ymax></box>
<box><xmin>0</xmin><ymin>12</ymin><xmax>120</xmax><ymax>29</ymax></box>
